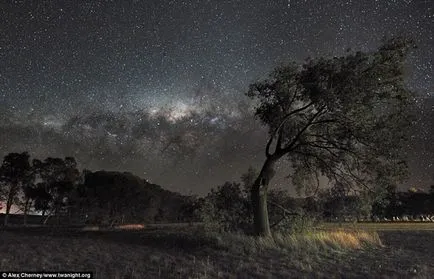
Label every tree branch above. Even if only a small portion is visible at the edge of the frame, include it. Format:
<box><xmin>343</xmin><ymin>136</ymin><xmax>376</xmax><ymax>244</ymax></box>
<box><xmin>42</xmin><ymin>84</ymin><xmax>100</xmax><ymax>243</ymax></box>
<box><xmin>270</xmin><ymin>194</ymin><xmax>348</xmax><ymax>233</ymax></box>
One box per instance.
<box><xmin>305</xmin><ymin>143</ymin><xmax>340</xmax><ymax>158</ymax></box>
<box><xmin>287</xmin><ymin>87</ymin><xmax>299</xmax><ymax>109</ymax></box>
<box><xmin>310</xmin><ymin>119</ymin><xmax>337</xmax><ymax>125</ymax></box>
<box><xmin>306</xmin><ymin>135</ymin><xmax>361</xmax><ymax>158</ymax></box>
<box><xmin>268</xmin><ymin>200</ymin><xmax>299</xmax><ymax>215</ymax></box>
<box><xmin>269</xmin><ymin>200</ymin><xmax>300</xmax><ymax>229</ymax></box>
<box><xmin>292</xmin><ymin>150</ymin><xmax>355</xmax><ymax>189</ymax></box>
<box><xmin>276</xmin><ymin>127</ymin><xmax>284</xmax><ymax>152</ymax></box>
<box><xmin>270</xmin><ymin>216</ymin><xmax>287</xmax><ymax>229</ymax></box>
<box><xmin>266</xmin><ymin>102</ymin><xmax>315</xmax><ymax>157</ymax></box>
<box><xmin>280</xmin><ymin>106</ymin><xmax>326</xmax><ymax>154</ymax></box>
<box><xmin>265</xmin><ymin>135</ymin><xmax>274</xmax><ymax>158</ymax></box>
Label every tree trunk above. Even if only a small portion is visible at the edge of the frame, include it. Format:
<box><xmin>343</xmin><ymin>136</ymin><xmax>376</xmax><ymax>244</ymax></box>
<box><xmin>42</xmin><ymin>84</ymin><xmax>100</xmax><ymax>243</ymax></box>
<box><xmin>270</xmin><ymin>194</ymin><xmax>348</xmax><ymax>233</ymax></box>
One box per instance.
<box><xmin>251</xmin><ymin>185</ymin><xmax>271</xmax><ymax>236</ymax></box>
<box><xmin>251</xmin><ymin>157</ymin><xmax>277</xmax><ymax>237</ymax></box>
<box><xmin>4</xmin><ymin>189</ymin><xmax>15</xmax><ymax>226</ymax></box>
<box><xmin>68</xmin><ymin>206</ymin><xmax>72</xmax><ymax>225</ymax></box>
<box><xmin>55</xmin><ymin>202</ymin><xmax>61</xmax><ymax>226</ymax></box>
<box><xmin>23</xmin><ymin>198</ymin><xmax>30</xmax><ymax>226</ymax></box>
<box><xmin>4</xmin><ymin>203</ymin><xmax>11</xmax><ymax>226</ymax></box>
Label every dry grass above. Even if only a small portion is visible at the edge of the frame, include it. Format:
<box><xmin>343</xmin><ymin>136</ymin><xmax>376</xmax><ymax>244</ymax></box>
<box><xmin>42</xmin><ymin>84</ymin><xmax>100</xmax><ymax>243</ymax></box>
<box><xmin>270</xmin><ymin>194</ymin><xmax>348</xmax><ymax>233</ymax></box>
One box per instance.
<box><xmin>319</xmin><ymin>222</ymin><xmax>434</xmax><ymax>231</ymax></box>
<box><xmin>0</xmin><ymin>226</ymin><xmax>432</xmax><ymax>278</ymax></box>
<box><xmin>212</xmin><ymin>230</ymin><xmax>382</xmax><ymax>254</ymax></box>
<box><xmin>300</xmin><ymin>230</ymin><xmax>382</xmax><ymax>250</ymax></box>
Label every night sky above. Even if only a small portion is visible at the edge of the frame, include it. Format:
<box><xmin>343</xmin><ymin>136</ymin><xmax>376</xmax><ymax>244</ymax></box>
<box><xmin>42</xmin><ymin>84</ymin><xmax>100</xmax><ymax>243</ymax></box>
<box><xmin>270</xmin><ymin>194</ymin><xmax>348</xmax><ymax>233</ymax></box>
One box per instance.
<box><xmin>1</xmin><ymin>0</ymin><xmax>433</xmax><ymax>195</ymax></box>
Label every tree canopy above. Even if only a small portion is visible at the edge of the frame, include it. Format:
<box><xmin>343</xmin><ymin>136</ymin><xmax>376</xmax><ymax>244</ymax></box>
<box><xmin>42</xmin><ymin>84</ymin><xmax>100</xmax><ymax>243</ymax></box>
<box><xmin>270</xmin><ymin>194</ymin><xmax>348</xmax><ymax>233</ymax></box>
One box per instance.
<box><xmin>247</xmin><ymin>37</ymin><xmax>417</xmax><ymax>236</ymax></box>
<box><xmin>0</xmin><ymin>152</ymin><xmax>33</xmax><ymax>225</ymax></box>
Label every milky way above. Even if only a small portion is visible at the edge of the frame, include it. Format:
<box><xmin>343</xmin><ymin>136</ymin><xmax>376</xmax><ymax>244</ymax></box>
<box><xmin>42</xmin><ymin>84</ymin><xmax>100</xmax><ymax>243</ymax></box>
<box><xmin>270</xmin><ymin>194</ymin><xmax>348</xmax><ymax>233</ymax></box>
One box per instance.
<box><xmin>1</xmin><ymin>0</ymin><xmax>433</xmax><ymax>195</ymax></box>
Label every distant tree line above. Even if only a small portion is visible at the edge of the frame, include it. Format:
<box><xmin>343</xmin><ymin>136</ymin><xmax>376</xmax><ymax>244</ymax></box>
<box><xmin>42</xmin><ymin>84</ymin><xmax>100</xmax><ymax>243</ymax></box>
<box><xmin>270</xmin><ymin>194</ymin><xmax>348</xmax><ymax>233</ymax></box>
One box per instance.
<box><xmin>371</xmin><ymin>185</ymin><xmax>434</xmax><ymax>220</ymax></box>
<box><xmin>0</xmin><ymin>151</ymin><xmax>196</xmax><ymax>226</ymax></box>
<box><xmin>198</xmin><ymin>168</ymin><xmax>434</xmax><ymax>233</ymax></box>
<box><xmin>1</xmin><ymin>151</ymin><xmax>432</xmax><ymax>229</ymax></box>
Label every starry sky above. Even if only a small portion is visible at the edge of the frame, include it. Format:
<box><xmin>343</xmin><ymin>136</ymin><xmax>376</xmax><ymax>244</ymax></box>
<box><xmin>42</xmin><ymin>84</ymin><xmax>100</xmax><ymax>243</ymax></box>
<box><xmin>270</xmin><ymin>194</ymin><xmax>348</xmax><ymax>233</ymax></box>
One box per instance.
<box><xmin>1</xmin><ymin>0</ymin><xmax>433</xmax><ymax>195</ymax></box>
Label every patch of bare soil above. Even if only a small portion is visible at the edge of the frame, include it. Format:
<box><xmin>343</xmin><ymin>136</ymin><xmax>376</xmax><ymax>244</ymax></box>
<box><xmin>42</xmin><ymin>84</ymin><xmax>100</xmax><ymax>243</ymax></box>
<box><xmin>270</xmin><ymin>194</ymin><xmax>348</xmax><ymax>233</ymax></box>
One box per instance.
<box><xmin>0</xmin><ymin>227</ymin><xmax>432</xmax><ymax>278</ymax></box>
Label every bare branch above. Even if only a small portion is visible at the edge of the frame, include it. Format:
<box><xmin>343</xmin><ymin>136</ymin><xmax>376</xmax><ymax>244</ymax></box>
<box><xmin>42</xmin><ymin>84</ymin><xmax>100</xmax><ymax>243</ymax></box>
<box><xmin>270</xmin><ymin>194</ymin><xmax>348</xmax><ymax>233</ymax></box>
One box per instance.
<box><xmin>269</xmin><ymin>200</ymin><xmax>300</xmax><ymax>228</ymax></box>
<box><xmin>270</xmin><ymin>216</ymin><xmax>287</xmax><ymax>229</ymax></box>
<box><xmin>268</xmin><ymin>200</ymin><xmax>299</xmax><ymax>215</ymax></box>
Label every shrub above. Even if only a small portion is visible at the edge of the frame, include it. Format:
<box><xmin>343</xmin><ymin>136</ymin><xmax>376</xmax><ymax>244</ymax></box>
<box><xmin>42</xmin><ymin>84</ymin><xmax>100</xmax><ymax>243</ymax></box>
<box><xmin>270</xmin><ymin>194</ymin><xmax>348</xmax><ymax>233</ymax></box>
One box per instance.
<box><xmin>198</xmin><ymin>182</ymin><xmax>252</xmax><ymax>233</ymax></box>
<box><xmin>271</xmin><ymin>208</ymin><xmax>321</xmax><ymax>234</ymax></box>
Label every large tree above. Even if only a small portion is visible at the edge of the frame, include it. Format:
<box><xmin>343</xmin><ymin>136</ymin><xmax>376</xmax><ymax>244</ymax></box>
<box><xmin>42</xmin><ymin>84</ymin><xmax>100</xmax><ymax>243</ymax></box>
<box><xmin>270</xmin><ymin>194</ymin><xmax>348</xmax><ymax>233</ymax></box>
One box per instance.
<box><xmin>246</xmin><ymin>37</ymin><xmax>416</xmax><ymax>236</ymax></box>
<box><xmin>20</xmin><ymin>178</ymin><xmax>37</xmax><ymax>226</ymax></box>
<box><xmin>0</xmin><ymin>152</ymin><xmax>33</xmax><ymax>225</ymax></box>
<box><xmin>33</xmin><ymin>157</ymin><xmax>80</xmax><ymax>224</ymax></box>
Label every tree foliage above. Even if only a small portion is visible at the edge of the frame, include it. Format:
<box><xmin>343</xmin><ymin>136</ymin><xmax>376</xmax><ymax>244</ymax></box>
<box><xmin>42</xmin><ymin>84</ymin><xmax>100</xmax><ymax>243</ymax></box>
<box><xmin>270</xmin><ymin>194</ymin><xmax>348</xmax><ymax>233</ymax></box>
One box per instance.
<box><xmin>74</xmin><ymin>170</ymin><xmax>192</xmax><ymax>226</ymax></box>
<box><xmin>0</xmin><ymin>152</ymin><xmax>33</xmax><ymax>225</ymax></box>
<box><xmin>247</xmin><ymin>37</ymin><xmax>416</xmax><ymax>236</ymax></box>
<box><xmin>320</xmin><ymin>183</ymin><xmax>373</xmax><ymax>222</ymax></box>
<box><xmin>32</xmin><ymin>157</ymin><xmax>80</xmax><ymax>223</ymax></box>
<box><xmin>76</xmin><ymin>171</ymin><xmax>154</xmax><ymax>225</ymax></box>
<box><xmin>198</xmin><ymin>181</ymin><xmax>252</xmax><ymax>233</ymax></box>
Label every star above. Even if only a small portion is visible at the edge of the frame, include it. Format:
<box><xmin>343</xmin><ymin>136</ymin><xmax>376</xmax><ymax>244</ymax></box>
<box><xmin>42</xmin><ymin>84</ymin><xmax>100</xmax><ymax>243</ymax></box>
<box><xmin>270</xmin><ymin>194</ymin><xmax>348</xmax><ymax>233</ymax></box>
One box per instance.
<box><xmin>0</xmin><ymin>0</ymin><xmax>432</xmax><ymax>195</ymax></box>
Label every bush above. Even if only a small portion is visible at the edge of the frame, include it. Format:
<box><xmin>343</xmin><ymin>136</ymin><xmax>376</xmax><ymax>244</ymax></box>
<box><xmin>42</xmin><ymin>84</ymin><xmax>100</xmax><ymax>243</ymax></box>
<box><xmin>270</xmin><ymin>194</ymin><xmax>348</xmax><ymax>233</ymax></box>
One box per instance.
<box><xmin>271</xmin><ymin>208</ymin><xmax>321</xmax><ymax>234</ymax></box>
<box><xmin>198</xmin><ymin>182</ymin><xmax>252</xmax><ymax>233</ymax></box>
<box><xmin>198</xmin><ymin>181</ymin><xmax>324</xmax><ymax>234</ymax></box>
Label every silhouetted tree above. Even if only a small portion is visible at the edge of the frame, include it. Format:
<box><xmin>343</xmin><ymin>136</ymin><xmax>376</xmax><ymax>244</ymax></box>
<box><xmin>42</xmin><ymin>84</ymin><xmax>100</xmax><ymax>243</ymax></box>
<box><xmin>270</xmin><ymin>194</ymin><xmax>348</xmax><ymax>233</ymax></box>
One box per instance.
<box><xmin>20</xmin><ymin>181</ymin><xmax>37</xmax><ymax>225</ymax></box>
<box><xmin>399</xmin><ymin>191</ymin><xmax>433</xmax><ymax>217</ymax></box>
<box><xmin>246</xmin><ymin>37</ymin><xmax>415</xmax><ymax>236</ymax></box>
<box><xmin>32</xmin><ymin>182</ymin><xmax>52</xmax><ymax>218</ymax></box>
<box><xmin>320</xmin><ymin>183</ymin><xmax>372</xmax><ymax>222</ymax></box>
<box><xmin>0</xmin><ymin>152</ymin><xmax>33</xmax><ymax>225</ymax></box>
<box><xmin>33</xmin><ymin>157</ymin><xmax>80</xmax><ymax>224</ymax></box>
<box><xmin>371</xmin><ymin>184</ymin><xmax>398</xmax><ymax>218</ymax></box>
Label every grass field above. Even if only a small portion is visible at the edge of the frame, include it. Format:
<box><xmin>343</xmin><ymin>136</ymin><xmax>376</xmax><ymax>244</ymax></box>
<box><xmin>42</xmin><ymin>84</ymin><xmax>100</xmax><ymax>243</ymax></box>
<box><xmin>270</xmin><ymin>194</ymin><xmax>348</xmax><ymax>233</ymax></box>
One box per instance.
<box><xmin>0</xmin><ymin>223</ymin><xmax>433</xmax><ymax>278</ymax></box>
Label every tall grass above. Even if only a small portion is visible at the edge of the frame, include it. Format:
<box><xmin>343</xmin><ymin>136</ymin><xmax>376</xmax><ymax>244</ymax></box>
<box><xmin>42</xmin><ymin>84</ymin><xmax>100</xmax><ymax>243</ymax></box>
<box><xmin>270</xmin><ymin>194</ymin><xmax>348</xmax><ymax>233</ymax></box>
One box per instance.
<box><xmin>210</xmin><ymin>229</ymin><xmax>382</xmax><ymax>254</ymax></box>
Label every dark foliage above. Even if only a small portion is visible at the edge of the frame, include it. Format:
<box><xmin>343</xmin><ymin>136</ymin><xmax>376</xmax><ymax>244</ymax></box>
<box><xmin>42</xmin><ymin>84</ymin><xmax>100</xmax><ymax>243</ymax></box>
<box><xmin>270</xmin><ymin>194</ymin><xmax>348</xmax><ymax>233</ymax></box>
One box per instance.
<box><xmin>0</xmin><ymin>152</ymin><xmax>33</xmax><ymax>225</ymax></box>
<box><xmin>246</xmin><ymin>37</ymin><xmax>416</xmax><ymax>235</ymax></box>
<box><xmin>73</xmin><ymin>170</ymin><xmax>195</xmax><ymax>225</ymax></box>
<box><xmin>372</xmin><ymin>189</ymin><xmax>434</xmax><ymax>219</ymax></box>
<box><xmin>0</xmin><ymin>153</ymin><xmax>196</xmax><ymax>226</ymax></box>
